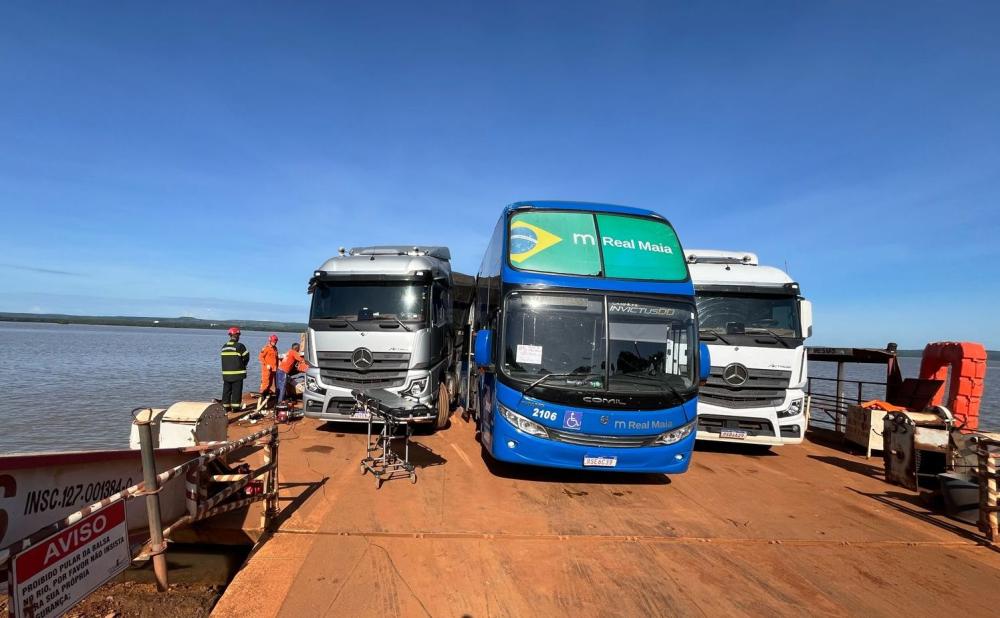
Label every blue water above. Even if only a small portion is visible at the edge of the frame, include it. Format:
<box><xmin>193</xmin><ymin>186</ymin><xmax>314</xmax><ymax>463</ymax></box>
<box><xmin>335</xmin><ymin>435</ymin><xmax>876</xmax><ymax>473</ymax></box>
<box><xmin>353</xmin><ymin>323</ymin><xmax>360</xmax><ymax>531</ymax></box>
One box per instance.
<box><xmin>0</xmin><ymin>321</ymin><xmax>997</xmax><ymax>452</ymax></box>
<box><xmin>0</xmin><ymin>322</ymin><xmax>288</xmax><ymax>453</ymax></box>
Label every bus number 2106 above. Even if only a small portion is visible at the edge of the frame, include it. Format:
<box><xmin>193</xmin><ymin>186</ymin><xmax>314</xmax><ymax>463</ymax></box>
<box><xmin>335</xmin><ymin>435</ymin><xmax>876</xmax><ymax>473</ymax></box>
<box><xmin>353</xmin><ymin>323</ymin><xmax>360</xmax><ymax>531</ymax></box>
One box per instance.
<box><xmin>531</xmin><ymin>408</ymin><xmax>557</xmax><ymax>422</ymax></box>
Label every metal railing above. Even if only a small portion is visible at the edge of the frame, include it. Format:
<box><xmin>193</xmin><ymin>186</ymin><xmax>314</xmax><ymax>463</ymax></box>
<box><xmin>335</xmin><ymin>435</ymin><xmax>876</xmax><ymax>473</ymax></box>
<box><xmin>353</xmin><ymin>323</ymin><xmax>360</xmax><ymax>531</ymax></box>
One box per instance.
<box><xmin>0</xmin><ymin>420</ymin><xmax>278</xmax><ymax>593</ymax></box>
<box><xmin>806</xmin><ymin>376</ymin><xmax>888</xmax><ymax>435</ymax></box>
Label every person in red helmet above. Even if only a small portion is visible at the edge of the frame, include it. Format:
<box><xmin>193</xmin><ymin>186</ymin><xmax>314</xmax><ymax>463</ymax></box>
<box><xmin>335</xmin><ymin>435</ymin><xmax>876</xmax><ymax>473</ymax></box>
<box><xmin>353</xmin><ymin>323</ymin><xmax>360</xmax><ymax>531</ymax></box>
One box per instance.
<box><xmin>256</xmin><ymin>334</ymin><xmax>279</xmax><ymax>411</ymax></box>
<box><xmin>220</xmin><ymin>327</ymin><xmax>250</xmax><ymax>412</ymax></box>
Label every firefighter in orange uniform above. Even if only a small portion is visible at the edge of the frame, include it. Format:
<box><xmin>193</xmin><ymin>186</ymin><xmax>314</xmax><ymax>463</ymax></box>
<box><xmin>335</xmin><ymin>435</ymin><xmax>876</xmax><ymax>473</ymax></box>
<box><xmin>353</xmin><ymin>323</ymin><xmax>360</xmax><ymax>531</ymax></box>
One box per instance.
<box><xmin>257</xmin><ymin>334</ymin><xmax>279</xmax><ymax>410</ymax></box>
<box><xmin>277</xmin><ymin>342</ymin><xmax>310</xmax><ymax>403</ymax></box>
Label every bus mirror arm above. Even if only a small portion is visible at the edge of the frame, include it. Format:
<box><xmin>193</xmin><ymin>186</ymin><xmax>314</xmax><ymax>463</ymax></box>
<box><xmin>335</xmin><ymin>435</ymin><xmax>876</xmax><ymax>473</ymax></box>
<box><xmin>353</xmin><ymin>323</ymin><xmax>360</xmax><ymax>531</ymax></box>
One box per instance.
<box><xmin>474</xmin><ymin>329</ymin><xmax>494</xmax><ymax>368</ymax></box>
<box><xmin>699</xmin><ymin>342</ymin><xmax>711</xmax><ymax>385</ymax></box>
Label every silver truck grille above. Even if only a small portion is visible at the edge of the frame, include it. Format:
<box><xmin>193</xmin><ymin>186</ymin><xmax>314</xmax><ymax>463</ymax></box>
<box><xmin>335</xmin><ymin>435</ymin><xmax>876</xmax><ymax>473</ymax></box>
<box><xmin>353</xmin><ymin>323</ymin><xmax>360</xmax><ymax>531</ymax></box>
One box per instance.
<box><xmin>317</xmin><ymin>351</ymin><xmax>411</xmax><ymax>389</ymax></box>
<box><xmin>699</xmin><ymin>367</ymin><xmax>791</xmax><ymax>409</ymax></box>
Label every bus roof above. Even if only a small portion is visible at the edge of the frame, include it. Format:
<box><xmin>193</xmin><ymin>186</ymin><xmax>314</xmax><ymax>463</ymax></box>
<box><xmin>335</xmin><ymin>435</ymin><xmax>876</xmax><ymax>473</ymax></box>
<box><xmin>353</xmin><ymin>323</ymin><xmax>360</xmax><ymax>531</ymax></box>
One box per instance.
<box><xmin>505</xmin><ymin>200</ymin><xmax>666</xmax><ymax>221</ymax></box>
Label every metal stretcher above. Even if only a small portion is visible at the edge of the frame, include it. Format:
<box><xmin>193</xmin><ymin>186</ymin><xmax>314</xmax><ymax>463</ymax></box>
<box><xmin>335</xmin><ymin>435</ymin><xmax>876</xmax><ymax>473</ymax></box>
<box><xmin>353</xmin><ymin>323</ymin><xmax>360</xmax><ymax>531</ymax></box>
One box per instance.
<box><xmin>351</xmin><ymin>389</ymin><xmax>432</xmax><ymax>489</ymax></box>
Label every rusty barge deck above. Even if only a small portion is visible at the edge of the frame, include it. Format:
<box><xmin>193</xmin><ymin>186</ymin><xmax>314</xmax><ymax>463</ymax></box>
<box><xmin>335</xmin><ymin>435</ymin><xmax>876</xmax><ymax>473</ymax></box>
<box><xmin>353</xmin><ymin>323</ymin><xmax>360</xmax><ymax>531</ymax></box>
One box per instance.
<box><xmin>211</xmin><ymin>414</ymin><xmax>1000</xmax><ymax>617</ymax></box>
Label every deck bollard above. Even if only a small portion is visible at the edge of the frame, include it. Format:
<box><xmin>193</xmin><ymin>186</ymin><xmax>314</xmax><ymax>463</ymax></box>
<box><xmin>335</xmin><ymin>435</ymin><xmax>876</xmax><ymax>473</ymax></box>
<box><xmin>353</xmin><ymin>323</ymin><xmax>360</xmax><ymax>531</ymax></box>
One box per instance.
<box><xmin>134</xmin><ymin>408</ymin><xmax>170</xmax><ymax>591</ymax></box>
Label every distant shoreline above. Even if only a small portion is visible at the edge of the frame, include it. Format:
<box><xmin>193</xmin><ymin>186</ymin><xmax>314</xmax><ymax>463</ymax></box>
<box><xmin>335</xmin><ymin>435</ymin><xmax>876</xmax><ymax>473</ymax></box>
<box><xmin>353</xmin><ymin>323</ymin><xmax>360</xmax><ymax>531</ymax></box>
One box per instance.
<box><xmin>1</xmin><ymin>312</ymin><xmax>995</xmax><ymax>358</ymax></box>
<box><xmin>0</xmin><ymin>312</ymin><xmax>306</xmax><ymax>333</ymax></box>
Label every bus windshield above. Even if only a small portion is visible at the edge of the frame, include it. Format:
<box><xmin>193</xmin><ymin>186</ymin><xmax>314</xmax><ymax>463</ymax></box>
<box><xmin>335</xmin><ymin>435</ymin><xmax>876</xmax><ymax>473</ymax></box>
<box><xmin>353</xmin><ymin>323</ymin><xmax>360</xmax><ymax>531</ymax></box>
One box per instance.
<box><xmin>696</xmin><ymin>292</ymin><xmax>800</xmax><ymax>338</ymax></box>
<box><xmin>310</xmin><ymin>282</ymin><xmax>429</xmax><ymax>325</ymax></box>
<box><xmin>501</xmin><ymin>292</ymin><xmax>697</xmax><ymax>396</ymax></box>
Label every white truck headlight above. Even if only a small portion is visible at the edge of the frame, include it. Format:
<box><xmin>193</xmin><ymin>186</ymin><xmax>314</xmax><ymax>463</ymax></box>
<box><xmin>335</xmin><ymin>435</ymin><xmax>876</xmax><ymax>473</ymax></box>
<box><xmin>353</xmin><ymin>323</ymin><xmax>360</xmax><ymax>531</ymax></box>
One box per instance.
<box><xmin>778</xmin><ymin>398</ymin><xmax>804</xmax><ymax>419</ymax></box>
<box><xmin>498</xmin><ymin>404</ymin><xmax>549</xmax><ymax>438</ymax></box>
<box><xmin>654</xmin><ymin>421</ymin><xmax>695</xmax><ymax>445</ymax></box>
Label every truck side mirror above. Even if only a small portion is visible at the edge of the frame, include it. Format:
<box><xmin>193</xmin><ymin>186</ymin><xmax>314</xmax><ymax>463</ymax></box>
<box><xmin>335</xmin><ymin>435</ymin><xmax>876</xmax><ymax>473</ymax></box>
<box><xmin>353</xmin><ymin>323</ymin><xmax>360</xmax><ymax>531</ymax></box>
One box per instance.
<box><xmin>474</xmin><ymin>329</ymin><xmax>494</xmax><ymax>368</ymax></box>
<box><xmin>699</xmin><ymin>342</ymin><xmax>711</xmax><ymax>384</ymax></box>
<box><xmin>799</xmin><ymin>300</ymin><xmax>813</xmax><ymax>338</ymax></box>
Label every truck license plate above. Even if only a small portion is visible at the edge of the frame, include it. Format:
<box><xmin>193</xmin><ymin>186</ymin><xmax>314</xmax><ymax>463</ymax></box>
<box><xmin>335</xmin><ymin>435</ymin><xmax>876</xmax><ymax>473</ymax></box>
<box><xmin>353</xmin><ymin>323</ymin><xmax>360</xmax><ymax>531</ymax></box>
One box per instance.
<box><xmin>719</xmin><ymin>429</ymin><xmax>748</xmax><ymax>440</ymax></box>
<box><xmin>583</xmin><ymin>456</ymin><xmax>618</xmax><ymax>468</ymax></box>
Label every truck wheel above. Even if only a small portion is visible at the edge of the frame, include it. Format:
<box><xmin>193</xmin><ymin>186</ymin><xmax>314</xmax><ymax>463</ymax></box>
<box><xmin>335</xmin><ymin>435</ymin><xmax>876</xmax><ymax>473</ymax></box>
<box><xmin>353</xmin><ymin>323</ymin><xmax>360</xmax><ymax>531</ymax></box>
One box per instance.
<box><xmin>446</xmin><ymin>372</ymin><xmax>458</xmax><ymax>407</ymax></box>
<box><xmin>436</xmin><ymin>383</ymin><xmax>450</xmax><ymax>429</ymax></box>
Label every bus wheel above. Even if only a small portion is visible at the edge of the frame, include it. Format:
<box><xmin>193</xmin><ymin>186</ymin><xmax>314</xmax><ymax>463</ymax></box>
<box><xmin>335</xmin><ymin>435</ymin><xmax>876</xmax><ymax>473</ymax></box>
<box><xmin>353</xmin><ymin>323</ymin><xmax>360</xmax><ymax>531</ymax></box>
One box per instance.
<box><xmin>436</xmin><ymin>383</ymin><xmax>450</xmax><ymax>429</ymax></box>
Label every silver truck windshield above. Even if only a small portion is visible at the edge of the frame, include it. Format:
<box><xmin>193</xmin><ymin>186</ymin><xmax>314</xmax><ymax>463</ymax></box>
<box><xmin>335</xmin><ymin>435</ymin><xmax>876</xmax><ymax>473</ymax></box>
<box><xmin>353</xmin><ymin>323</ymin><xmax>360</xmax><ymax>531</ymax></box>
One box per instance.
<box><xmin>310</xmin><ymin>283</ymin><xmax>429</xmax><ymax>324</ymax></box>
<box><xmin>696</xmin><ymin>293</ymin><xmax>800</xmax><ymax>337</ymax></box>
<box><xmin>501</xmin><ymin>292</ymin><xmax>697</xmax><ymax>395</ymax></box>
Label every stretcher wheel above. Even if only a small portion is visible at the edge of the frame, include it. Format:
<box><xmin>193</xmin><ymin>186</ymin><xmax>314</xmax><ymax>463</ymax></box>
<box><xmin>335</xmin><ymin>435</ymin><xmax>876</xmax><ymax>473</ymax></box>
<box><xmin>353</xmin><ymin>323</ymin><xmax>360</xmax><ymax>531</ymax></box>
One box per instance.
<box><xmin>375</xmin><ymin>477</ymin><xmax>382</xmax><ymax>489</ymax></box>
<box><xmin>410</xmin><ymin>472</ymin><xmax>417</xmax><ymax>484</ymax></box>
<box><xmin>360</xmin><ymin>463</ymin><xmax>367</xmax><ymax>475</ymax></box>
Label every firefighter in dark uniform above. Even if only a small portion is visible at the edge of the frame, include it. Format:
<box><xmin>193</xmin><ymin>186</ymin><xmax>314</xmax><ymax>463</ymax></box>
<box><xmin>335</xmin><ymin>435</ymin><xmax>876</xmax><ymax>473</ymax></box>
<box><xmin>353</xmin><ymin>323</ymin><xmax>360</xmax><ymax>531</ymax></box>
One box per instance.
<box><xmin>220</xmin><ymin>326</ymin><xmax>250</xmax><ymax>411</ymax></box>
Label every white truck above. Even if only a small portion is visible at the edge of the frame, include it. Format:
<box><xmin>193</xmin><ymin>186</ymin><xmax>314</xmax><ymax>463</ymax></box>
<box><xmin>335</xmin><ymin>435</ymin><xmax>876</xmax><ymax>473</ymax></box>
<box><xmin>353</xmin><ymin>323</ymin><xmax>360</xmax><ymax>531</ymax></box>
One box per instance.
<box><xmin>685</xmin><ymin>250</ymin><xmax>813</xmax><ymax>447</ymax></box>
<box><xmin>303</xmin><ymin>246</ymin><xmax>466</xmax><ymax>429</ymax></box>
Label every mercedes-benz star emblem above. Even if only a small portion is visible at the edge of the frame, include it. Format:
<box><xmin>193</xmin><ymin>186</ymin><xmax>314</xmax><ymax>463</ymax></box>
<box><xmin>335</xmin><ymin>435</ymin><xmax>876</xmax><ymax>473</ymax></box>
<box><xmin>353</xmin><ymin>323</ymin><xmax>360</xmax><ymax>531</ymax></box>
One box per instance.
<box><xmin>722</xmin><ymin>362</ymin><xmax>749</xmax><ymax>386</ymax></box>
<box><xmin>351</xmin><ymin>347</ymin><xmax>374</xmax><ymax>370</ymax></box>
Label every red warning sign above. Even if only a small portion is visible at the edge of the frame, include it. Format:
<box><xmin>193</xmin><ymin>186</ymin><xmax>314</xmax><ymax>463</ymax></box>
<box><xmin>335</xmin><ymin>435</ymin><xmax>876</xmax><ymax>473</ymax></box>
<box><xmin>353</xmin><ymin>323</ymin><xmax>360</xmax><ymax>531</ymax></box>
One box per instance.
<box><xmin>9</xmin><ymin>500</ymin><xmax>130</xmax><ymax>618</ymax></box>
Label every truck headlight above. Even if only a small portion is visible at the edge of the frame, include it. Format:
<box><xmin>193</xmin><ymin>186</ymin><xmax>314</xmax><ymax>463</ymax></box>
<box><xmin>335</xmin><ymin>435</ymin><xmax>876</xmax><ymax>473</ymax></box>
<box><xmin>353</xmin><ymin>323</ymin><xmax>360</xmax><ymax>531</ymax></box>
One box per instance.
<box><xmin>654</xmin><ymin>421</ymin><xmax>695</xmax><ymax>445</ymax></box>
<box><xmin>305</xmin><ymin>375</ymin><xmax>325</xmax><ymax>394</ymax></box>
<box><xmin>407</xmin><ymin>379</ymin><xmax>428</xmax><ymax>396</ymax></box>
<box><xmin>498</xmin><ymin>404</ymin><xmax>549</xmax><ymax>438</ymax></box>
<box><xmin>778</xmin><ymin>398</ymin><xmax>804</xmax><ymax>419</ymax></box>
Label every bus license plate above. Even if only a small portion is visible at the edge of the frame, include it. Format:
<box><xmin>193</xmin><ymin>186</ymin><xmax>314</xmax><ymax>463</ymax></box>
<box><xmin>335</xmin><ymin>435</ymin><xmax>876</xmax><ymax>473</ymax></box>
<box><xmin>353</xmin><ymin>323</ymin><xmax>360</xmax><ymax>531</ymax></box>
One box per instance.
<box><xmin>583</xmin><ymin>456</ymin><xmax>618</xmax><ymax>468</ymax></box>
<box><xmin>719</xmin><ymin>429</ymin><xmax>748</xmax><ymax>440</ymax></box>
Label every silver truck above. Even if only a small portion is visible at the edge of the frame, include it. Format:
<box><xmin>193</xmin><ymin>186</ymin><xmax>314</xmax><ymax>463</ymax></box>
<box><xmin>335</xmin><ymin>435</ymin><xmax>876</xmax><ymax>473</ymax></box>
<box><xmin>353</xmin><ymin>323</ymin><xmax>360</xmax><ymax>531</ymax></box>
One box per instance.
<box><xmin>303</xmin><ymin>246</ymin><xmax>465</xmax><ymax>429</ymax></box>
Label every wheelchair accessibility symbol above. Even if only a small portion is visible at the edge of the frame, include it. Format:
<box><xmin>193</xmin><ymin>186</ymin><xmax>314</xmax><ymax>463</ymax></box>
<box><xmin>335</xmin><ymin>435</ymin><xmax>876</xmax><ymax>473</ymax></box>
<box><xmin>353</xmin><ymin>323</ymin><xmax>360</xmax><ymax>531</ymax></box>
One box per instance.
<box><xmin>562</xmin><ymin>410</ymin><xmax>582</xmax><ymax>431</ymax></box>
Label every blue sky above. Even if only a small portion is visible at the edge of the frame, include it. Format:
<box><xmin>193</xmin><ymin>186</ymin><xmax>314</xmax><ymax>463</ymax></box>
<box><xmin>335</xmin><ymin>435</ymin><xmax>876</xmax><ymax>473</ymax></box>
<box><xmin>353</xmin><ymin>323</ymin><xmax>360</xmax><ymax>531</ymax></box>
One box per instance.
<box><xmin>1</xmin><ymin>2</ymin><xmax>998</xmax><ymax>348</ymax></box>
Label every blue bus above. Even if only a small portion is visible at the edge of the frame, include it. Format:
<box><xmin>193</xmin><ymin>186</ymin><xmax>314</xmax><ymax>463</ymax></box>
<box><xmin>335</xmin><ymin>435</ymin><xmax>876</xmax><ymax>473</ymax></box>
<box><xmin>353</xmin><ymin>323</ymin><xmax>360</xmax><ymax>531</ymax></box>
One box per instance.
<box><xmin>471</xmin><ymin>201</ymin><xmax>709</xmax><ymax>473</ymax></box>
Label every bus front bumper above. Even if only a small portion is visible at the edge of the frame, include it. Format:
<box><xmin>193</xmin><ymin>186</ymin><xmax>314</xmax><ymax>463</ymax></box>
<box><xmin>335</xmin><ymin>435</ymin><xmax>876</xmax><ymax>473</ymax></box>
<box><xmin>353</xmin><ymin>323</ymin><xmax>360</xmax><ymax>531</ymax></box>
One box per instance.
<box><xmin>487</xmin><ymin>413</ymin><xmax>695</xmax><ymax>474</ymax></box>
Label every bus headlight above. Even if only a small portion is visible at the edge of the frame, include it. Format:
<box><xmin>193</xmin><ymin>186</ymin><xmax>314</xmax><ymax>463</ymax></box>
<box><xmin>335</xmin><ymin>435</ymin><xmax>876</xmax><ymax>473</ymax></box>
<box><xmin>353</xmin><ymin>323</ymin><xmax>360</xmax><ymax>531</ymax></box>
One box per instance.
<box><xmin>654</xmin><ymin>421</ymin><xmax>695</xmax><ymax>445</ymax></box>
<box><xmin>498</xmin><ymin>404</ymin><xmax>549</xmax><ymax>438</ymax></box>
<box><xmin>778</xmin><ymin>398</ymin><xmax>804</xmax><ymax>419</ymax></box>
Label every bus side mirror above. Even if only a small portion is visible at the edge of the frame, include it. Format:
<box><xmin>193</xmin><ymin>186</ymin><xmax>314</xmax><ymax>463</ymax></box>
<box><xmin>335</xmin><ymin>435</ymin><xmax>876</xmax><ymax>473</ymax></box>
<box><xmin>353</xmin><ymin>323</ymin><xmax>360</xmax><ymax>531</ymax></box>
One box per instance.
<box><xmin>475</xmin><ymin>329</ymin><xmax>494</xmax><ymax>368</ymax></box>
<box><xmin>699</xmin><ymin>342</ymin><xmax>711</xmax><ymax>385</ymax></box>
<box><xmin>799</xmin><ymin>300</ymin><xmax>813</xmax><ymax>338</ymax></box>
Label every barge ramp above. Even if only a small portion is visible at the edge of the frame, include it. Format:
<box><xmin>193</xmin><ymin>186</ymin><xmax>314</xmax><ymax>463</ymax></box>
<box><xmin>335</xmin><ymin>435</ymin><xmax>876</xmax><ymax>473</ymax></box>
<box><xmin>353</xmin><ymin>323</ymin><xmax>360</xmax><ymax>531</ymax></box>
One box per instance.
<box><xmin>213</xmin><ymin>415</ymin><xmax>1000</xmax><ymax>617</ymax></box>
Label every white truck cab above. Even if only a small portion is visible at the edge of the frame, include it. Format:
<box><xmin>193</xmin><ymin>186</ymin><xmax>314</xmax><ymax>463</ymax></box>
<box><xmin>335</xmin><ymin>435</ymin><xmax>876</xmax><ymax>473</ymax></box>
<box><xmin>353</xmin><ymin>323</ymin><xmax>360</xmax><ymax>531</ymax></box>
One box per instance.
<box><xmin>686</xmin><ymin>250</ymin><xmax>813</xmax><ymax>446</ymax></box>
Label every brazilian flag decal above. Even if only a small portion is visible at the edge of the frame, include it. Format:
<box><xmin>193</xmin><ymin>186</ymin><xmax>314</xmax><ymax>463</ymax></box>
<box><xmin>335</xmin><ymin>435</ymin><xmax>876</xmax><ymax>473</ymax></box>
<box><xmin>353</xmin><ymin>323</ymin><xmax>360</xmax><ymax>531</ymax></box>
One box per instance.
<box><xmin>509</xmin><ymin>220</ymin><xmax>563</xmax><ymax>262</ymax></box>
<box><xmin>509</xmin><ymin>212</ymin><xmax>601</xmax><ymax>275</ymax></box>
<box><xmin>509</xmin><ymin>210</ymin><xmax>688</xmax><ymax>281</ymax></box>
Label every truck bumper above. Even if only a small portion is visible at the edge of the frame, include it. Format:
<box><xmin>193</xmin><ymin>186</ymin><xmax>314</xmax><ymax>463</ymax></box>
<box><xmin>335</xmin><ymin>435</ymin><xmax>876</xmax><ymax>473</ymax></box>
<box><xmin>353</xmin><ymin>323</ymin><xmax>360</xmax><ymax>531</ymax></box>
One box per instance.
<box><xmin>486</xmin><ymin>412</ymin><xmax>695</xmax><ymax>474</ymax></box>
<box><xmin>695</xmin><ymin>395</ymin><xmax>807</xmax><ymax>446</ymax></box>
<box><xmin>302</xmin><ymin>373</ymin><xmax>436</xmax><ymax>423</ymax></box>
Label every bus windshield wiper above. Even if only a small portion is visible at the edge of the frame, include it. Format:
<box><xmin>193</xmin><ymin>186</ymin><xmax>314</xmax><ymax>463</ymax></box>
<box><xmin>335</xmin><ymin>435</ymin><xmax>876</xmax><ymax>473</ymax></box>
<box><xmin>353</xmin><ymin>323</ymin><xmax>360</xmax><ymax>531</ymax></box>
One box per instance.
<box><xmin>745</xmin><ymin>327</ymin><xmax>791</xmax><ymax>348</ymax></box>
<box><xmin>617</xmin><ymin>372</ymin><xmax>685</xmax><ymax>403</ymax></box>
<box><xmin>374</xmin><ymin>315</ymin><xmax>412</xmax><ymax>332</ymax></box>
<box><xmin>522</xmin><ymin>371</ymin><xmax>602</xmax><ymax>398</ymax></box>
<box><xmin>699</xmin><ymin>329</ymin><xmax>731</xmax><ymax>345</ymax></box>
